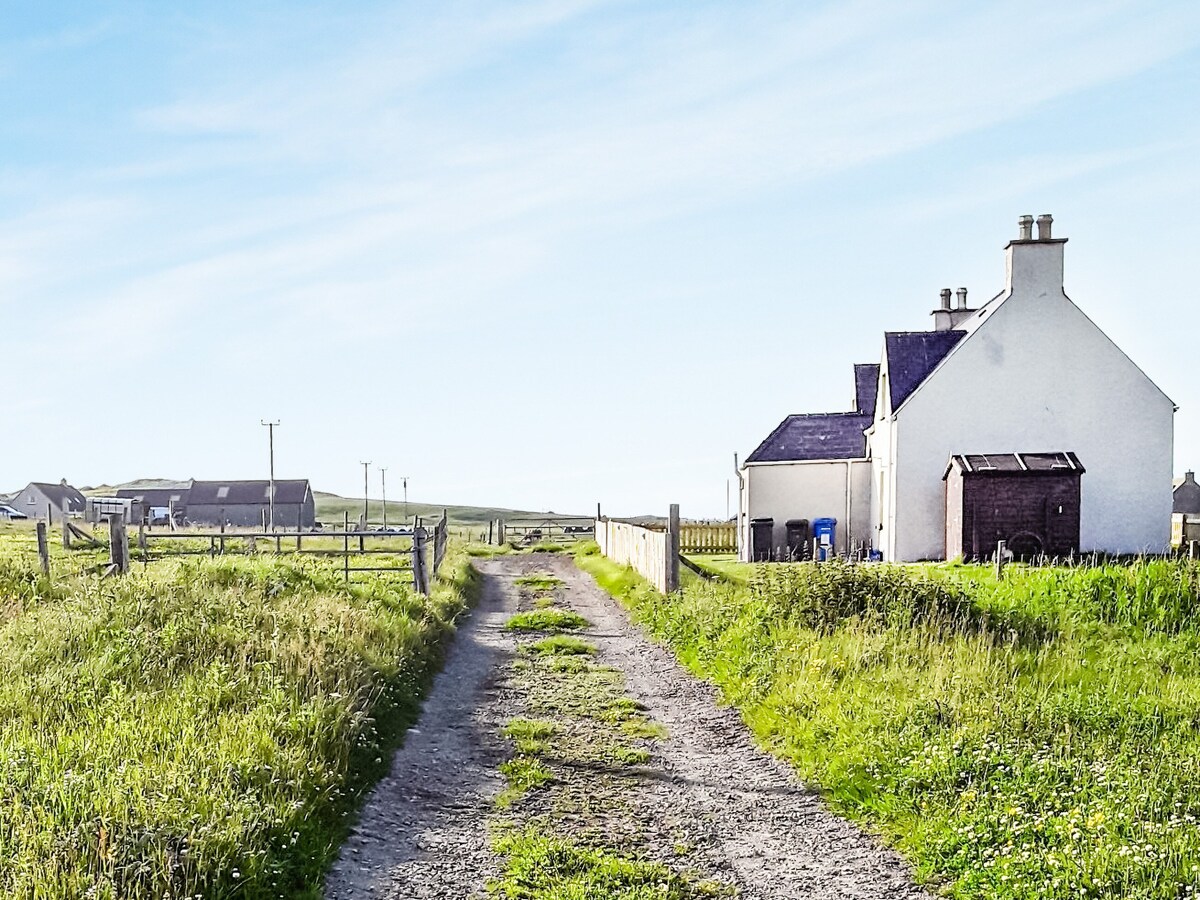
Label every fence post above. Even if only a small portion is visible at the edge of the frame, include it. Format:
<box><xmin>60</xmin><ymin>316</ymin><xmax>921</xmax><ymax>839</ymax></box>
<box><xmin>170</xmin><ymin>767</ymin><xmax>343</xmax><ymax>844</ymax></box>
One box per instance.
<box><xmin>62</xmin><ymin>516</ymin><xmax>71</xmax><ymax>550</ymax></box>
<box><xmin>36</xmin><ymin>522</ymin><xmax>50</xmax><ymax>575</ymax></box>
<box><xmin>666</xmin><ymin>504</ymin><xmax>680</xmax><ymax>593</ymax></box>
<box><xmin>995</xmin><ymin>539</ymin><xmax>1007</xmax><ymax>579</ymax></box>
<box><xmin>412</xmin><ymin>526</ymin><xmax>429</xmax><ymax>595</ymax></box>
<box><xmin>343</xmin><ymin>511</ymin><xmax>350</xmax><ymax>582</ymax></box>
<box><xmin>488</xmin><ymin>519</ymin><xmax>494</xmax><ymax>545</ymax></box>
<box><xmin>219</xmin><ymin>521</ymin><xmax>226</xmax><ymax>555</ymax></box>
<box><xmin>108</xmin><ymin>516</ymin><xmax>129</xmax><ymax>574</ymax></box>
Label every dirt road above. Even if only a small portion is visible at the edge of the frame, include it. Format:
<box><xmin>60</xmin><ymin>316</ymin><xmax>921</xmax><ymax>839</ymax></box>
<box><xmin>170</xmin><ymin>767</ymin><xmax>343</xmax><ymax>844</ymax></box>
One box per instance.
<box><xmin>323</xmin><ymin>553</ymin><xmax>931</xmax><ymax>899</ymax></box>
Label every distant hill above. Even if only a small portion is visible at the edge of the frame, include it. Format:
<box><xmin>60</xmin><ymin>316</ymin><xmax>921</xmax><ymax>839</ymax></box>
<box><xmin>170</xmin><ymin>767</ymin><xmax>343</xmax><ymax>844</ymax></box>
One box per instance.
<box><xmin>82</xmin><ymin>478</ymin><xmax>190</xmax><ymax>494</ymax></box>
<box><xmin>61</xmin><ymin>477</ymin><xmax>557</xmax><ymax>528</ymax></box>
<box><xmin>312</xmin><ymin>491</ymin><xmax>558</xmax><ymax>527</ymax></box>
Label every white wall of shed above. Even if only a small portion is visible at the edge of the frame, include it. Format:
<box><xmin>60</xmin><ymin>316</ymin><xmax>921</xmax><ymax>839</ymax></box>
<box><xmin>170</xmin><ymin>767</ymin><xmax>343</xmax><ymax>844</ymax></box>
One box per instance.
<box><xmin>742</xmin><ymin>459</ymin><xmax>872</xmax><ymax>557</ymax></box>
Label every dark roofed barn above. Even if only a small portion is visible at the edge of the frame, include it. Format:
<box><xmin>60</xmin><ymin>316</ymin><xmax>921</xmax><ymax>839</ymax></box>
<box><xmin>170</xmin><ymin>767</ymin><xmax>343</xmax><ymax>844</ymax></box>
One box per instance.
<box><xmin>185</xmin><ymin>479</ymin><xmax>315</xmax><ymax>528</ymax></box>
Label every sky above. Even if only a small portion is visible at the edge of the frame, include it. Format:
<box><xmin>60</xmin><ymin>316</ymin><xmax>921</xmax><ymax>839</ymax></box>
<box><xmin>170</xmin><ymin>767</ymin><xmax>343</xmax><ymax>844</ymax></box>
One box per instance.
<box><xmin>2</xmin><ymin>1</ymin><xmax>1199</xmax><ymax>518</ymax></box>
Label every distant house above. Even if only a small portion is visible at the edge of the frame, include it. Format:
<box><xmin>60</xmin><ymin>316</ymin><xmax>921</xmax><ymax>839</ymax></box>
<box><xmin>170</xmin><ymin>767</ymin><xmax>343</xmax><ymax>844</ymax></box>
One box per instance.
<box><xmin>186</xmin><ymin>479</ymin><xmax>315</xmax><ymax>528</ymax></box>
<box><xmin>0</xmin><ymin>504</ymin><xmax>27</xmax><ymax>520</ymax></box>
<box><xmin>1174</xmin><ymin>472</ymin><xmax>1200</xmax><ymax>515</ymax></box>
<box><xmin>9</xmin><ymin>480</ymin><xmax>87</xmax><ymax>523</ymax></box>
<box><xmin>740</xmin><ymin>214</ymin><xmax>1174</xmax><ymax>562</ymax></box>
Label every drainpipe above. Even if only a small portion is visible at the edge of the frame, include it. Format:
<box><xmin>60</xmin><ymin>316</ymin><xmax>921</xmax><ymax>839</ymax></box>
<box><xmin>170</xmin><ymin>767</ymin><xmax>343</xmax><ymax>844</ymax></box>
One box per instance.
<box><xmin>846</xmin><ymin>460</ymin><xmax>853</xmax><ymax>558</ymax></box>
<box><xmin>733</xmin><ymin>452</ymin><xmax>745</xmax><ymax>561</ymax></box>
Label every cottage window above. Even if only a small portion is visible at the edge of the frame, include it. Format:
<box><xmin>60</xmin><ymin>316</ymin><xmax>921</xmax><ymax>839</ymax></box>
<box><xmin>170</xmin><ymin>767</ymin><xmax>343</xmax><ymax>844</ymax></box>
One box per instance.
<box><xmin>216</xmin><ymin>486</ymin><xmax>230</xmax><ymax>499</ymax></box>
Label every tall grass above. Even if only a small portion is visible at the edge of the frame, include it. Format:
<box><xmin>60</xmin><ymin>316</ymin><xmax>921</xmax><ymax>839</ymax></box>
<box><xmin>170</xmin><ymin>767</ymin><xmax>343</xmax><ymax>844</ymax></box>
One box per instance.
<box><xmin>578</xmin><ymin>545</ymin><xmax>1200</xmax><ymax>900</ymax></box>
<box><xmin>0</xmin><ymin>546</ymin><xmax>476</xmax><ymax>898</ymax></box>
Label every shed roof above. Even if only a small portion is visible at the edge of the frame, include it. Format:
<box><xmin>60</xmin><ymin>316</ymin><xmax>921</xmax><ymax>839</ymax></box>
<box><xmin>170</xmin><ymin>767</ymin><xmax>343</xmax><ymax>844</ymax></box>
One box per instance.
<box><xmin>943</xmin><ymin>452</ymin><xmax>1085</xmax><ymax>479</ymax></box>
<box><xmin>115</xmin><ymin>487</ymin><xmax>190</xmax><ymax>506</ymax></box>
<box><xmin>884</xmin><ymin>331</ymin><xmax>966</xmax><ymax>411</ymax></box>
<box><xmin>745</xmin><ymin>412</ymin><xmax>871</xmax><ymax>463</ymax></box>
<box><xmin>854</xmin><ymin>363</ymin><xmax>880</xmax><ymax>418</ymax></box>
<box><xmin>188</xmin><ymin>479</ymin><xmax>311</xmax><ymax>505</ymax></box>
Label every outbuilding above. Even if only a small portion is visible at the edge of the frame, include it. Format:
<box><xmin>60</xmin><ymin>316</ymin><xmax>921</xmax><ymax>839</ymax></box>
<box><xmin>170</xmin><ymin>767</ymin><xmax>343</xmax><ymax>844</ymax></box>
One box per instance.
<box><xmin>943</xmin><ymin>452</ymin><xmax>1084</xmax><ymax>561</ymax></box>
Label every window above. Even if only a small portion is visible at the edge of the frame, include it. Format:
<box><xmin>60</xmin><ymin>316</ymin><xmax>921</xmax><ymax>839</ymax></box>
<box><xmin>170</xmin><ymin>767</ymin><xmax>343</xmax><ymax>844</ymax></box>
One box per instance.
<box><xmin>216</xmin><ymin>486</ymin><xmax>230</xmax><ymax>499</ymax></box>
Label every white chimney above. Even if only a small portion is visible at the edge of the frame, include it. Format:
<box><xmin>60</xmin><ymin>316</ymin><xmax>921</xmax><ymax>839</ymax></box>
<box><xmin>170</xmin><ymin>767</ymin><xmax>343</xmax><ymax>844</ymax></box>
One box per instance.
<box><xmin>955</xmin><ymin>287</ymin><xmax>968</xmax><ymax>310</ymax></box>
<box><xmin>940</xmin><ymin>288</ymin><xmax>952</xmax><ymax>310</ymax></box>
<box><xmin>1005</xmin><ymin>213</ymin><xmax>1066</xmax><ymax>295</ymax></box>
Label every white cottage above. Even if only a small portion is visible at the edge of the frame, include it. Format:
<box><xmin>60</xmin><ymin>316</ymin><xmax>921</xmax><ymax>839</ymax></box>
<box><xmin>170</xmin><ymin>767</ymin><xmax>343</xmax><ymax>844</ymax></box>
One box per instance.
<box><xmin>739</xmin><ymin>215</ymin><xmax>1175</xmax><ymax>562</ymax></box>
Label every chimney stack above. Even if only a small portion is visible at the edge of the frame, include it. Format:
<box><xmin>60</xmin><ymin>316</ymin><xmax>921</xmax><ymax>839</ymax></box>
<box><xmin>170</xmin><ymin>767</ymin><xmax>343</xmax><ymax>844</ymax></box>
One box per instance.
<box><xmin>940</xmin><ymin>288</ymin><xmax>952</xmax><ymax>310</ymax></box>
<box><xmin>956</xmin><ymin>287</ymin><xmax>968</xmax><ymax>310</ymax></box>
<box><xmin>1005</xmin><ymin>212</ymin><xmax>1066</xmax><ymax>295</ymax></box>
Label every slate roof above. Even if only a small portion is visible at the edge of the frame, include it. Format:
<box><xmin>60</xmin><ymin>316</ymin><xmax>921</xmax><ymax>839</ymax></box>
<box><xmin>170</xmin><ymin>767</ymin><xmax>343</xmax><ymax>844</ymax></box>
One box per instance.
<box><xmin>884</xmin><ymin>331</ymin><xmax>965</xmax><ymax>411</ymax></box>
<box><xmin>28</xmin><ymin>482</ymin><xmax>86</xmax><ymax>511</ymax></box>
<box><xmin>745</xmin><ymin>412</ymin><xmax>871</xmax><ymax>463</ymax></box>
<box><xmin>188</xmin><ymin>479</ymin><xmax>311</xmax><ymax>505</ymax></box>
<box><xmin>854</xmin><ymin>363</ymin><xmax>880</xmax><ymax>418</ymax></box>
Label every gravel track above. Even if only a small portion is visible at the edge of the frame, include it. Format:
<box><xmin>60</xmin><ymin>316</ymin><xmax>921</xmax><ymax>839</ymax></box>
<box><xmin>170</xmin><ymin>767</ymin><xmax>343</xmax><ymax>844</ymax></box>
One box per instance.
<box><xmin>324</xmin><ymin>553</ymin><xmax>932</xmax><ymax>899</ymax></box>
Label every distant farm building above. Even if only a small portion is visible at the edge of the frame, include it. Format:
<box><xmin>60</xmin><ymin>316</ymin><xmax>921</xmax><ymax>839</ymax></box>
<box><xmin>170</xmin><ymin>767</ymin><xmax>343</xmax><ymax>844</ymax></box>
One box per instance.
<box><xmin>186</xmin><ymin>480</ymin><xmax>315</xmax><ymax>528</ymax></box>
<box><xmin>8</xmin><ymin>480</ymin><xmax>86</xmax><ymax>523</ymax></box>
<box><xmin>739</xmin><ymin>214</ymin><xmax>1174</xmax><ymax>562</ymax></box>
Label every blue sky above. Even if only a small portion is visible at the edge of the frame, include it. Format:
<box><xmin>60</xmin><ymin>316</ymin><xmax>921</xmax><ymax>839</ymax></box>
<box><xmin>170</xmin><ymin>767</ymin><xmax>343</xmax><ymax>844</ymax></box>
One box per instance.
<box><xmin>3</xmin><ymin>1</ymin><xmax>1199</xmax><ymax>517</ymax></box>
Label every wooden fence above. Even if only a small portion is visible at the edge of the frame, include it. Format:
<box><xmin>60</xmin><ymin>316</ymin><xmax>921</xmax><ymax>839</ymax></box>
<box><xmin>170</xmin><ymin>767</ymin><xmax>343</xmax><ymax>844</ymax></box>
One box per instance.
<box><xmin>678</xmin><ymin>522</ymin><xmax>736</xmax><ymax>554</ymax></box>
<box><xmin>24</xmin><ymin>510</ymin><xmax>451</xmax><ymax>595</ymax></box>
<box><xmin>1172</xmin><ymin>514</ymin><xmax>1200</xmax><ymax>551</ymax></box>
<box><xmin>488</xmin><ymin>517</ymin><xmax>594</xmax><ymax>546</ymax></box>
<box><xmin>594</xmin><ymin>505</ymin><xmax>680</xmax><ymax>593</ymax></box>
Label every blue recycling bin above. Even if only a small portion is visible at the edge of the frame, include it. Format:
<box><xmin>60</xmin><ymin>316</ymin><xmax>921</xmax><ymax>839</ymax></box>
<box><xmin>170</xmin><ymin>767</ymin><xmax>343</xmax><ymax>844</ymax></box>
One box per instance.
<box><xmin>812</xmin><ymin>517</ymin><xmax>837</xmax><ymax>561</ymax></box>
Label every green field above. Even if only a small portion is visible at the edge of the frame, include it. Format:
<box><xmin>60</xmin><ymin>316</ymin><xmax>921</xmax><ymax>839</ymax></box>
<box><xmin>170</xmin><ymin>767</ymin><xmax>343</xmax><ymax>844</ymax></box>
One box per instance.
<box><xmin>580</xmin><ymin>546</ymin><xmax>1200</xmax><ymax>900</ymax></box>
<box><xmin>0</xmin><ymin>530</ymin><xmax>476</xmax><ymax>898</ymax></box>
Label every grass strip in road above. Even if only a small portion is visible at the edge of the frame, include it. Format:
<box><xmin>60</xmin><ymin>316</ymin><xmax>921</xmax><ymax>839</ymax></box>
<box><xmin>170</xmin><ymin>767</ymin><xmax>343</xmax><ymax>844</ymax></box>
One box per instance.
<box><xmin>505</xmin><ymin>609</ymin><xmax>590</xmax><ymax>632</ymax></box>
<box><xmin>576</xmin><ymin>542</ymin><xmax>1200</xmax><ymax>900</ymax></box>
<box><xmin>515</xmin><ymin>573</ymin><xmax>565</xmax><ymax>591</ymax></box>
<box><xmin>523</xmin><ymin>635</ymin><xmax>597</xmax><ymax>657</ymax></box>
<box><xmin>490</xmin><ymin>830</ymin><xmax>723</xmax><ymax>899</ymax></box>
<box><xmin>0</xmin><ymin>544</ymin><xmax>478</xmax><ymax>900</ymax></box>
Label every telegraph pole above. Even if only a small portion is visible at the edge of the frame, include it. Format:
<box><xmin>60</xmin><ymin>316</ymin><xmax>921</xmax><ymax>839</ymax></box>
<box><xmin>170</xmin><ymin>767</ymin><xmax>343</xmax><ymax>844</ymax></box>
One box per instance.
<box><xmin>402</xmin><ymin>476</ymin><xmax>409</xmax><ymax>521</ymax></box>
<box><xmin>360</xmin><ymin>461</ymin><xmax>371</xmax><ymax>527</ymax></box>
<box><xmin>380</xmin><ymin>467</ymin><xmax>388</xmax><ymax>531</ymax></box>
<box><xmin>261</xmin><ymin>420</ymin><xmax>280</xmax><ymax>531</ymax></box>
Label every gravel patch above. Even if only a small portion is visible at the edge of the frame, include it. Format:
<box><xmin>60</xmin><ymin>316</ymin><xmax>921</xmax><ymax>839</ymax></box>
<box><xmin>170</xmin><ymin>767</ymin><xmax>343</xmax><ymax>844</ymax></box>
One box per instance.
<box><xmin>325</xmin><ymin>553</ymin><xmax>933</xmax><ymax>899</ymax></box>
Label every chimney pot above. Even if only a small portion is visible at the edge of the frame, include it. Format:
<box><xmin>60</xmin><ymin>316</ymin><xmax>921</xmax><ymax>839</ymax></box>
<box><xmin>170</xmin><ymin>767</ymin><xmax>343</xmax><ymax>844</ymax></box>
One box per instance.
<box><xmin>1036</xmin><ymin>214</ymin><xmax>1053</xmax><ymax>240</ymax></box>
<box><xmin>939</xmin><ymin>288</ymin><xmax>952</xmax><ymax>310</ymax></box>
<box><xmin>1018</xmin><ymin>215</ymin><xmax>1034</xmax><ymax>241</ymax></box>
<box><xmin>955</xmin><ymin>287</ymin><xmax>968</xmax><ymax>310</ymax></box>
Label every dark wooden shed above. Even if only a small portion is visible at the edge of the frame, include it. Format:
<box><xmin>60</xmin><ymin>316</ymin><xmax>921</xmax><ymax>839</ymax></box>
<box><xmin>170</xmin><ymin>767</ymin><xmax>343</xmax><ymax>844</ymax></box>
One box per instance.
<box><xmin>944</xmin><ymin>452</ymin><xmax>1084</xmax><ymax>561</ymax></box>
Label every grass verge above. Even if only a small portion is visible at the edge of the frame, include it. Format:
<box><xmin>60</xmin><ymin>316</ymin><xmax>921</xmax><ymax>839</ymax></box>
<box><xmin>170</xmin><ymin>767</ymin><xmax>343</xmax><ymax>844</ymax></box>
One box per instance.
<box><xmin>0</xmin><ymin>544</ymin><xmax>478</xmax><ymax>899</ymax></box>
<box><xmin>575</xmin><ymin>542</ymin><xmax>1200</xmax><ymax>900</ymax></box>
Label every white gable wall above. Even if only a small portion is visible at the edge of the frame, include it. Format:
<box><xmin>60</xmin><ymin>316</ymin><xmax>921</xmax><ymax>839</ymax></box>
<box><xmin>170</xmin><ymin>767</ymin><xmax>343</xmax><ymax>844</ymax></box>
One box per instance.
<box><xmin>884</xmin><ymin>239</ymin><xmax>1173</xmax><ymax>561</ymax></box>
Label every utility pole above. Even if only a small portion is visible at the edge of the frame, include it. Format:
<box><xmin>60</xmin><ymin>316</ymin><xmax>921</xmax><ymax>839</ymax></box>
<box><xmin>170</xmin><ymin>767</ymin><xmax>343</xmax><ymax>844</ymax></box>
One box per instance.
<box><xmin>380</xmin><ymin>467</ymin><xmax>388</xmax><ymax>531</ymax></box>
<box><xmin>402</xmin><ymin>476</ymin><xmax>409</xmax><ymax>521</ymax></box>
<box><xmin>261</xmin><ymin>420</ymin><xmax>280</xmax><ymax>531</ymax></box>
<box><xmin>360</xmin><ymin>461</ymin><xmax>371</xmax><ymax>527</ymax></box>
